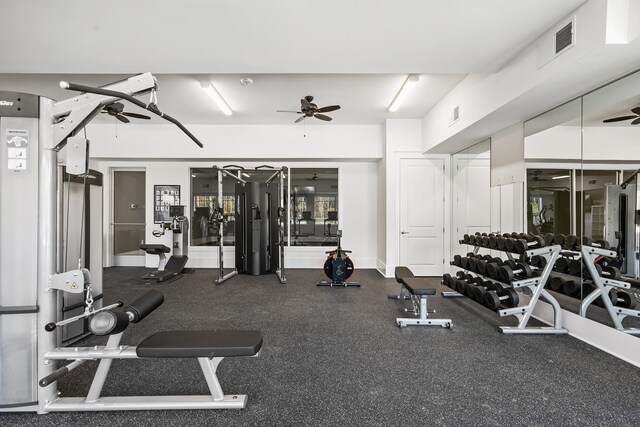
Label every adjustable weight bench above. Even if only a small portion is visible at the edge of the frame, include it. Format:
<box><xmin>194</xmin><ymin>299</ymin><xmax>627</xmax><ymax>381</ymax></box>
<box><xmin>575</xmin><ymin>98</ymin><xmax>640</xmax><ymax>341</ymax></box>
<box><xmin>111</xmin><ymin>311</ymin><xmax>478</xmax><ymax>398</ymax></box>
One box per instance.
<box><xmin>393</xmin><ymin>267</ymin><xmax>453</xmax><ymax>328</ymax></box>
<box><xmin>41</xmin><ymin>290</ymin><xmax>263</xmax><ymax>411</ymax></box>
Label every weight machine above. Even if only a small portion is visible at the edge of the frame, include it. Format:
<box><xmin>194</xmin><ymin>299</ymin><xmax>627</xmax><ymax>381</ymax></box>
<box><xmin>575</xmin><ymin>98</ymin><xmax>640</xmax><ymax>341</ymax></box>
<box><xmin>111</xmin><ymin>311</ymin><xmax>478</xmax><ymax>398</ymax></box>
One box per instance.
<box><xmin>0</xmin><ymin>73</ymin><xmax>204</xmax><ymax>412</ymax></box>
<box><xmin>213</xmin><ymin>165</ymin><xmax>287</xmax><ymax>285</ymax></box>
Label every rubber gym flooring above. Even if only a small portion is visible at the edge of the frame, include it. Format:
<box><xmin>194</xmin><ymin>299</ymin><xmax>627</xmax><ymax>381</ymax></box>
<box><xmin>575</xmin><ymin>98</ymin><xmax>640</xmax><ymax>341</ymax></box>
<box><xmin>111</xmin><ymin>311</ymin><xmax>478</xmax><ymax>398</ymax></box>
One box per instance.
<box><xmin>3</xmin><ymin>268</ymin><xmax>639</xmax><ymax>426</ymax></box>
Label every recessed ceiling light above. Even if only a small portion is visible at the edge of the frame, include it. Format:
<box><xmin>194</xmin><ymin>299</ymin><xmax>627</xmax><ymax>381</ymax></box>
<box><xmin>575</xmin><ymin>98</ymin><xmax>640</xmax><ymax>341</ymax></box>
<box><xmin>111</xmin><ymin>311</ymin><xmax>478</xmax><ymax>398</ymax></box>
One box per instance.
<box><xmin>240</xmin><ymin>77</ymin><xmax>253</xmax><ymax>86</ymax></box>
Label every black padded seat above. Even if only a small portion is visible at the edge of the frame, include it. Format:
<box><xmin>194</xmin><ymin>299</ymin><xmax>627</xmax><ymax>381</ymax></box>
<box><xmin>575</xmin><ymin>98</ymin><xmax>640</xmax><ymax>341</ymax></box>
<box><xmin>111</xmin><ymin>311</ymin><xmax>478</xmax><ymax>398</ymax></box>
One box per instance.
<box><xmin>394</xmin><ymin>266</ymin><xmax>415</xmax><ymax>283</ymax></box>
<box><xmin>400</xmin><ymin>278</ymin><xmax>436</xmax><ymax>296</ymax></box>
<box><xmin>140</xmin><ymin>244</ymin><xmax>170</xmax><ymax>254</ymax></box>
<box><xmin>136</xmin><ymin>330</ymin><xmax>263</xmax><ymax>358</ymax></box>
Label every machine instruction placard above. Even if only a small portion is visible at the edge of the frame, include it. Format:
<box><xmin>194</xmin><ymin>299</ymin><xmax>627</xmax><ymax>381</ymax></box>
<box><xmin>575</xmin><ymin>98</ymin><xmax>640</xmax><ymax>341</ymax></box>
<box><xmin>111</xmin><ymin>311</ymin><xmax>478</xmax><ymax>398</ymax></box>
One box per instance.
<box><xmin>6</xmin><ymin>128</ymin><xmax>29</xmax><ymax>173</ymax></box>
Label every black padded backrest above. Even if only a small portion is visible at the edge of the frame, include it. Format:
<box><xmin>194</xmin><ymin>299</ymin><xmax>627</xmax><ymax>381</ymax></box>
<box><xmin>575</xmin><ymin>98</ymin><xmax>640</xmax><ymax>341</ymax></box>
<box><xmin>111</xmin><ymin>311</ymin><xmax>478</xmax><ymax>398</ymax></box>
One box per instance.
<box><xmin>394</xmin><ymin>266</ymin><xmax>414</xmax><ymax>283</ymax></box>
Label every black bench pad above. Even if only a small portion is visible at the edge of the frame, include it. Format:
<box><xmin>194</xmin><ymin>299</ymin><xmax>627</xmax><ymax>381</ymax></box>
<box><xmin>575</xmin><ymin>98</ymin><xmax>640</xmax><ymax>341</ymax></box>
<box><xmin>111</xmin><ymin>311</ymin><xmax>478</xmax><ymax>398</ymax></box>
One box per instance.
<box><xmin>140</xmin><ymin>244</ymin><xmax>171</xmax><ymax>254</ymax></box>
<box><xmin>395</xmin><ymin>266</ymin><xmax>415</xmax><ymax>283</ymax></box>
<box><xmin>136</xmin><ymin>330</ymin><xmax>263</xmax><ymax>358</ymax></box>
<box><xmin>400</xmin><ymin>278</ymin><xmax>436</xmax><ymax>296</ymax></box>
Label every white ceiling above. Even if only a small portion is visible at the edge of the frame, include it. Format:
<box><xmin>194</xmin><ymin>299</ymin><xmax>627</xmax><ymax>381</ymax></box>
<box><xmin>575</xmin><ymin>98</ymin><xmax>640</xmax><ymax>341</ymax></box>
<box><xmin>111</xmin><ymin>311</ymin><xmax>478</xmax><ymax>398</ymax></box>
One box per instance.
<box><xmin>0</xmin><ymin>0</ymin><xmax>586</xmax><ymax>74</ymax></box>
<box><xmin>0</xmin><ymin>0</ymin><xmax>588</xmax><ymax>125</ymax></box>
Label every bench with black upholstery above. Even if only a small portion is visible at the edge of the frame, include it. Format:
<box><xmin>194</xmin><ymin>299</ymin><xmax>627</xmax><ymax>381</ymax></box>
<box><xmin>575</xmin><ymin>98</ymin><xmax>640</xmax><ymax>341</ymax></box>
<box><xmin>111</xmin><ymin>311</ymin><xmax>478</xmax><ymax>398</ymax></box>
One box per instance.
<box><xmin>392</xmin><ymin>266</ymin><xmax>452</xmax><ymax>329</ymax></box>
<box><xmin>43</xmin><ymin>290</ymin><xmax>264</xmax><ymax>412</ymax></box>
<box><xmin>140</xmin><ymin>244</ymin><xmax>171</xmax><ymax>255</ymax></box>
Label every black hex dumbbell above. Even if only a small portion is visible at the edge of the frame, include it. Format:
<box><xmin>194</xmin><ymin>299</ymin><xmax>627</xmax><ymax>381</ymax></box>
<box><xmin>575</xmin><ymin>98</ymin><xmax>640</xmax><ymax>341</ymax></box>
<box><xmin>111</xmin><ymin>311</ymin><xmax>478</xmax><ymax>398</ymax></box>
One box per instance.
<box><xmin>611</xmin><ymin>289</ymin><xmax>637</xmax><ymax>309</ymax></box>
<box><xmin>498</xmin><ymin>262</ymin><xmax>533</xmax><ymax>283</ymax></box>
<box><xmin>593</xmin><ymin>264</ymin><xmax>621</xmax><ymax>280</ymax></box>
<box><xmin>484</xmin><ymin>287</ymin><xmax>520</xmax><ymax>310</ymax></box>
<box><xmin>514</xmin><ymin>234</ymin><xmax>546</xmax><ymax>254</ymax></box>
<box><xmin>486</xmin><ymin>259</ymin><xmax>516</xmax><ymax>280</ymax></box>
<box><xmin>454</xmin><ymin>276</ymin><xmax>484</xmax><ymax>295</ymax></box>
<box><xmin>476</xmin><ymin>257</ymin><xmax>503</xmax><ymax>276</ymax></box>
<box><xmin>562</xmin><ymin>234</ymin><xmax>579</xmax><ymax>249</ymax></box>
<box><xmin>549</xmin><ymin>276</ymin><xmax>566</xmax><ymax>292</ymax></box>
<box><xmin>581</xmin><ymin>236</ymin><xmax>611</xmax><ymax>250</ymax></box>
<box><xmin>471</xmin><ymin>281</ymin><xmax>505</xmax><ymax>304</ymax></box>
<box><xmin>561</xmin><ymin>278</ymin><xmax>581</xmax><ymax>297</ymax></box>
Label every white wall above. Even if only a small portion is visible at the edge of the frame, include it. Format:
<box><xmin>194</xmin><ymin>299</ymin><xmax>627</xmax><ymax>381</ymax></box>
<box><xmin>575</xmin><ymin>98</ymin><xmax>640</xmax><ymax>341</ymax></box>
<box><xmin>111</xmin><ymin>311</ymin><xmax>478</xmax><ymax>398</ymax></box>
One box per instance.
<box><xmin>524</xmin><ymin>126</ymin><xmax>582</xmax><ymax>160</ymax></box>
<box><xmin>87</xmin><ymin>123</ymin><xmax>382</xmax><ymax>159</ymax></box>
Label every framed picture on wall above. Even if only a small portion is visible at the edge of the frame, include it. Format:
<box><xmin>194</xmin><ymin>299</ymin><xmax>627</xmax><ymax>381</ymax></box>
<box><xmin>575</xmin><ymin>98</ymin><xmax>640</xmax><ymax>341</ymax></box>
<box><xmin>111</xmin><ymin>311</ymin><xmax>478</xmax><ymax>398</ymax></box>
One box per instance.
<box><xmin>154</xmin><ymin>185</ymin><xmax>180</xmax><ymax>223</ymax></box>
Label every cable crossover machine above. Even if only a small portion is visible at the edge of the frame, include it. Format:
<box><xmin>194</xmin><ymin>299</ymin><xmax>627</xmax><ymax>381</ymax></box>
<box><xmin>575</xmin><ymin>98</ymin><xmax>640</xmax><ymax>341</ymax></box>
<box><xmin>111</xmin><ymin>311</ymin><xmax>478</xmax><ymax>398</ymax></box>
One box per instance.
<box><xmin>212</xmin><ymin>165</ymin><xmax>287</xmax><ymax>285</ymax></box>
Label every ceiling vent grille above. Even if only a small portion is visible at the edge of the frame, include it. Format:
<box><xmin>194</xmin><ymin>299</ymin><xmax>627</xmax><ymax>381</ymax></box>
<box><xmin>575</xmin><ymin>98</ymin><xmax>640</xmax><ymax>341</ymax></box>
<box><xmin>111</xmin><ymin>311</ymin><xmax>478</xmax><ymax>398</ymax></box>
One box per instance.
<box><xmin>537</xmin><ymin>16</ymin><xmax>576</xmax><ymax>68</ymax></box>
<box><xmin>555</xmin><ymin>22</ymin><xmax>573</xmax><ymax>54</ymax></box>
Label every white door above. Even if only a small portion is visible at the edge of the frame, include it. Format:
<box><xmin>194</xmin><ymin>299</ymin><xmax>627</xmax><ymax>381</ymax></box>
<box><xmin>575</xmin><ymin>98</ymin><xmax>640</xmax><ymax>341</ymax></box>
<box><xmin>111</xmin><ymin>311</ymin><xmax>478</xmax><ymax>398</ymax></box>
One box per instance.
<box><xmin>399</xmin><ymin>158</ymin><xmax>445</xmax><ymax>276</ymax></box>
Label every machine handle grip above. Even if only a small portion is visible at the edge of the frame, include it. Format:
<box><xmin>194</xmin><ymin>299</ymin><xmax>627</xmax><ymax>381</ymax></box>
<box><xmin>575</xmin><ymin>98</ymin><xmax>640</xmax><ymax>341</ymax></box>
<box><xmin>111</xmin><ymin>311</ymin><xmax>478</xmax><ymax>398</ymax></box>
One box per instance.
<box><xmin>39</xmin><ymin>367</ymin><xmax>69</xmax><ymax>387</ymax></box>
<box><xmin>124</xmin><ymin>290</ymin><xmax>164</xmax><ymax>323</ymax></box>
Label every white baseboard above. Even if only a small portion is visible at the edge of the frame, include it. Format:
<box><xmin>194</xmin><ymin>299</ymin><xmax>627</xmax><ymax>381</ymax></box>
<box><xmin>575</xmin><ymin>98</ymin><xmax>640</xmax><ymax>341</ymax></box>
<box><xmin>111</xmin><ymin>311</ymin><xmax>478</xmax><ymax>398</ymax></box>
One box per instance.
<box><xmin>525</xmin><ymin>295</ymin><xmax>640</xmax><ymax>368</ymax></box>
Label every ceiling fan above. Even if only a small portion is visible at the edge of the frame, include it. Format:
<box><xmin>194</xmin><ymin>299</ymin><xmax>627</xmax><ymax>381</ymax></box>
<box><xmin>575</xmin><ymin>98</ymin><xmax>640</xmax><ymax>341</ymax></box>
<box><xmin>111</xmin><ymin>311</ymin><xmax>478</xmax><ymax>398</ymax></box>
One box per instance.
<box><xmin>602</xmin><ymin>106</ymin><xmax>640</xmax><ymax>125</ymax></box>
<box><xmin>101</xmin><ymin>102</ymin><xmax>151</xmax><ymax>123</ymax></box>
<box><xmin>277</xmin><ymin>96</ymin><xmax>340</xmax><ymax>123</ymax></box>
<box><xmin>306</xmin><ymin>173</ymin><xmax>320</xmax><ymax>181</ymax></box>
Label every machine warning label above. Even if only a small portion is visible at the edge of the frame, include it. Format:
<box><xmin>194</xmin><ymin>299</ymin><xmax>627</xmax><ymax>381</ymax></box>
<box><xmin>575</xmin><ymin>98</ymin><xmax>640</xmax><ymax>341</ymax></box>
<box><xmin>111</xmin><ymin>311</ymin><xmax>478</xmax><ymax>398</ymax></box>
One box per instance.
<box><xmin>6</xmin><ymin>128</ymin><xmax>29</xmax><ymax>173</ymax></box>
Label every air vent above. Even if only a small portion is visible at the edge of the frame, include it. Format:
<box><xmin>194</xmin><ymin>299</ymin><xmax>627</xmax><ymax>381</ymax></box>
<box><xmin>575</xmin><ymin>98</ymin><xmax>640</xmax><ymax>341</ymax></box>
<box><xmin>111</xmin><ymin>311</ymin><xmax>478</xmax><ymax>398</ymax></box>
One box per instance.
<box><xmin>537</xmin><ymin>16</ymin><xmax>576</xmax><ymax>68</ymax></box>
<box><xmin>450</xmin><ymin>106</ymin><xmax>460</xmax><ymax>126</ymax></box>
<box><xmin>555</xmin><ymin>22</ymin><xmax>573</xmax><ymax>54</ymax></box>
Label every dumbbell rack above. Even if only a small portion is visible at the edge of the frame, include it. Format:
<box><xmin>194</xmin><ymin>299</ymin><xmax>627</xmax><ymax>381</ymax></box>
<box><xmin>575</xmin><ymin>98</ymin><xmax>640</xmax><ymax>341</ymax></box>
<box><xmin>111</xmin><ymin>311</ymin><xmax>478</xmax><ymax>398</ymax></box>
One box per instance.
<box><xmin>448</xmin><ymin>241</ymin><xmax>568</xmax><ymax>335</ymax></box>
<box><xmin>579</xmin><ymin>245</ymin><xmax>640</xmax><ymax>336</ymax></box>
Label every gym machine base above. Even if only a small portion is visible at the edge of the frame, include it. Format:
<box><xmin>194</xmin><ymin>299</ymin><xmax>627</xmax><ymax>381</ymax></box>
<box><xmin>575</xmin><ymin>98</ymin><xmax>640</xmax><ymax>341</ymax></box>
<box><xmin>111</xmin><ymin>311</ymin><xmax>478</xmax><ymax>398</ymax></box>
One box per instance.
<box><xmin>40</xmin><ymin>289</ymin><xmax>262</xmax><ymax>412</ymax></box>
<box><xmin>394</xmin><ymin>267</ymin><xmax>452</xmax><ymax>328</ymax></box>
<box><xmin>449</xmin><ymin>239</ymin><xmax>568</xmax><ymax>335</ymax></box>
<box><xmin>579</xmin><ymin>246</ymin><xmax>640</xmax><ymax>336</ymax></box>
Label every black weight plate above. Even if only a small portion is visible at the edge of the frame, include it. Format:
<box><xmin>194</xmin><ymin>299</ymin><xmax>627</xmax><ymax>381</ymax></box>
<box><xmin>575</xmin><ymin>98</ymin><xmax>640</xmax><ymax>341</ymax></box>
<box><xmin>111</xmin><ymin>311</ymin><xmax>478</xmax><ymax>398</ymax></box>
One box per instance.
<box><xmin>476</xmin><ymin>261</ymin><xmax>487</xmax><ymax>275</ymax></box>
<box><xmin>567</xmin><ymin>260</ymin><xmax>582</xmax><ymax>276</ymax></box>
<box><xmin>603</xmin><ymin>266</ymin><xmax>621</xmax><ymax>279</ymax></box>
<box><xmin>442</xmin><ymin>274</ymin><xmax>452</xmax><ymax>287</ymax></box>
<box><xmin>467</xmin><ymin>258</ymin><xmax>477</xmax><ymax>272</ymax></box>
<box><xmin>486</xmin><ymin>263</ymin><xmax>499</xmax><ymax>279</ymax></box>
<box><xmin>483</xmin><ymin>291</ymin><xmax>501</xmax><ymax>310</ymax></box>
<box><xmin>502</xmin><ymin>288</ymin><xmax>519</xmax><ymax>307</ymax></box>
<box><xmin>514</xmin><ymin>239</ymin><xmax>528</xmax><ymax>254</ymax></box>
<box><xmin>453</xmin><ymin>255</ymin><xmax>462</xmax><ymax>266</ymax></box>
<box><xmin>498</xmin><ymin>266</ymin><xmax>512</xmax><ymax>283</ymax></box>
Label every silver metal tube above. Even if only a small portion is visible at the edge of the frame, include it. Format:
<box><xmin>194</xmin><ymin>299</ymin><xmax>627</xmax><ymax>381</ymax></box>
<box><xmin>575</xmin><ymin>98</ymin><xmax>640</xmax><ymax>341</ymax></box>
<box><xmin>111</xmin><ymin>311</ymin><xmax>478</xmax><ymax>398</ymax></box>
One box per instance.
<box><xmin>37</xmin><ymin>97</ymin><xmax>58</xmax><ymax>414</ymax></box>
<box><xmin>265</xmin><ymin>170</ymin><xmax>280</xmax><ymax>185</ymax></box>
<box><xmin>221</xmin><ymin>169</ymin><xmax>246</xmax><ymax>184</ymax></box>
<box><xmin>216</xmin><ymin>169</ymin><xmax>225</xmax><ymax>283</ymax></box>
<box><xmin>85</xmin><ymin>334</ymin><xmax>123</xmax><ymax>402</ymax></box>
<box><xmin>197</xmin><ymin>358</ymin><xmax>225</xmax><ymax>401</ymax></box>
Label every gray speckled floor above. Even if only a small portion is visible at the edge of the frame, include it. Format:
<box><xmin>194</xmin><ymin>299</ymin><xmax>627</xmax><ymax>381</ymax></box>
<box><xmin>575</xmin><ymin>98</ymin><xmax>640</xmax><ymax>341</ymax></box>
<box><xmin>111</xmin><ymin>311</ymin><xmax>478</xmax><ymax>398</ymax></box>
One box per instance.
<box><xmin>2</xmin><ymin>268</ymin><xmax>639</xmax><ymax>426</ymax></box>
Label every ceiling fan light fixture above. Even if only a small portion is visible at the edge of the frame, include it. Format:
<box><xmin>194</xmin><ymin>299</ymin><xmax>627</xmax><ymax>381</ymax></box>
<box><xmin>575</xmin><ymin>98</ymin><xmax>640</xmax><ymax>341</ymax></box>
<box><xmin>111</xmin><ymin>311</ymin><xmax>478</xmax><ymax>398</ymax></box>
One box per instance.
<box><xmin>202</xmin><ymin>81</ymin><xmax>233</xmax><ymax>116</ymax></box>
<box><xmin>388</xmin><ymin>74</ymin><xmax>420</xmax><ymax>112</ymax></box>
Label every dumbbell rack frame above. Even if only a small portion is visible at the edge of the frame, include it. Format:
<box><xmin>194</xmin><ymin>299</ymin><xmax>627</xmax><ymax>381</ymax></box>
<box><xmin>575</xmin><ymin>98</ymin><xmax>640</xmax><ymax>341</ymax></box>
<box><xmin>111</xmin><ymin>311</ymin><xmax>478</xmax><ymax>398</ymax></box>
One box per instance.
<box><xmin>579</xmin><ymin>246</ymin><xmax>640</xmax><ymax>336</ymax></box>
<box><xmin>447</xmin><ymin>241</ymin><xmax>568</xmax><ymax>335</ymax></box>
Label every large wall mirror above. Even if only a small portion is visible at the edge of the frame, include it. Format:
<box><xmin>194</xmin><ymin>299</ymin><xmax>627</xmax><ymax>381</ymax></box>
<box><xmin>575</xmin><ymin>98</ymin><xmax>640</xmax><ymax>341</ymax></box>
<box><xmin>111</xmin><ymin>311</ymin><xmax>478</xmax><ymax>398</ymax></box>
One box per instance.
<box><xmin>524</xmin><ymin>69</ymin><xmax>640</xmax><ymax>335</ymax></box>
<box><xmin>452</xmin><ymin>139</ymin><xmax>493</xmax><ymax>259</ymax></box>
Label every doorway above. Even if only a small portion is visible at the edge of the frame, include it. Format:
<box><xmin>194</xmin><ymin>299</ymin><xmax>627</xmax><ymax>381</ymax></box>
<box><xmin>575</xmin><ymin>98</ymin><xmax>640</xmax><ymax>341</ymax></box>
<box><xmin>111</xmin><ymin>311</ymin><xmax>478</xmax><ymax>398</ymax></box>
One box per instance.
<box><xmin>112</xmin><ymin>169</ymin><xmax>146</xmax><ymax>266</ymax></box>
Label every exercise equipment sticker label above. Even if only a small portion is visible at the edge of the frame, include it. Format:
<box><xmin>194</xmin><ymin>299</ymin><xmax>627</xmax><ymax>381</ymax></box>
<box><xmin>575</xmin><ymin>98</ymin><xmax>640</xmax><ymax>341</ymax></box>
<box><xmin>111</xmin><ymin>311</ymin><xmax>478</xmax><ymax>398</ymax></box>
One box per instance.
<box><xmin>6</xmin><ymin>128</ymin><xmax>29</xmax><ymax>173</ymax></box>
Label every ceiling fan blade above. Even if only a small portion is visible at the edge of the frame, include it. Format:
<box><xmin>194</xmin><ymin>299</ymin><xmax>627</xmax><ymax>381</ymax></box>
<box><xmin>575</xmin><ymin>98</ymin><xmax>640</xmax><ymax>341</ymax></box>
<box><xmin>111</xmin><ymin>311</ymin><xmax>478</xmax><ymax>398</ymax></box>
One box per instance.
<box><xmin>115</xmin><ymin>114</ymin><xmax>130</xmax><ymax>124</ymax></box>
<box><xmin>277</xmin><ymin>110</ymin><xmax>303</xmax><ymax>113</ymax></box>
<box><xmin>631</xmin><ymin>107</ymin><xmax>640</xmax><ymax>115</ymax></box>
<box><xmin>301</xmin><ymin>98</ymin><xmax>311</xmax><ymax>110</ymax></box>
<box><xmin>314</xmin><ymin>114</ymin><xmax>332</xmax><ymax>121</ymax></box>
<box><xmin>316</xmin><ymin>105</ymin><xmax>341</xmax><ymax>113</ymax></box>
<box><xmin>632</xmin><ymin>117</ymin><xmax>640</xmax><ymax>125</ymax></box>
<box><xmin>122</xmin><ymin>112</ymin><xmax>151</xmax><ymax>120</ymax></box>
<box><xmin>603</xmin><ymin>115</ymin><xmax>637</xmax><ymax>123</ymax></box>
<box><xmin>294</xmin><ymin>116</ymin><xmax>305</xmax><ymax>123</ymax></box>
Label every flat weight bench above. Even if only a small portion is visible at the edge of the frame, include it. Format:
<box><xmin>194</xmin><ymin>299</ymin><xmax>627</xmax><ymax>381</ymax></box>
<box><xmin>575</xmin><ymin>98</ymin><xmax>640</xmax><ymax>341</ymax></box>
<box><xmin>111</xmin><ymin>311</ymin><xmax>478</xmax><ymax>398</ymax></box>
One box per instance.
<box><xmin>41</xmin><ymin>291</ymin><xmax>263</xmax><ymax>412</ymax></box>
<box><xmin>393</xmin><ymin>267</ymin><xmax>452</xmax><ymax>328</ymax></box>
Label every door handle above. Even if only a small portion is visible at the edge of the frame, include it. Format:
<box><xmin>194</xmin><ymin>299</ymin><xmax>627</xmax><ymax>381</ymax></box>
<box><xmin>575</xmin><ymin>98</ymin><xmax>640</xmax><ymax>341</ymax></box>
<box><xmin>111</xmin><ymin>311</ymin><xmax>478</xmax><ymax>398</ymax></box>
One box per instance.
<box><xmin>401</xmin><ymin>231</ymin><xmax>409</xmax><ymax>234</ymax></box>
